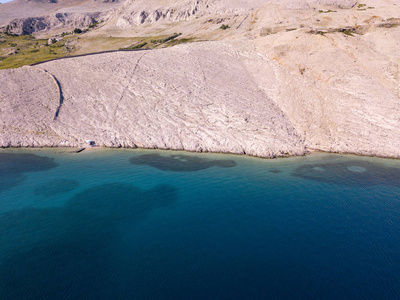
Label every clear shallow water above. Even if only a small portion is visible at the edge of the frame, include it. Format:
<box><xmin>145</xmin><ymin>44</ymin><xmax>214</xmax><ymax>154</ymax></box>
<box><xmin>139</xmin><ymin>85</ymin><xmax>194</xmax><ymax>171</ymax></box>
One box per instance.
<box><xmin>0</xmin><ymin>149</ymin><xmax>399</xmax><ymax>299</ymax></box>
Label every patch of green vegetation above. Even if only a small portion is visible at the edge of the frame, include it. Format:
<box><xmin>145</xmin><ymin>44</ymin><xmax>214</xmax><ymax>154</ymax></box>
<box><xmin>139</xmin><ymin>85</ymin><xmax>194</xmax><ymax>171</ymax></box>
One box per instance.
<box><xmin>165</xmin><ymin>37</ymin><xmax>195</xmax><ymax>47</ymax></box>
<box><xmin>318</xmin><ymin>10</ymin><xmax>337</xmax><ymax>13</ymax></box>
<box><xmin>121</xmin><ymin>41</ymin><xmax>148</xmax><ymax>50</ymax></box>
<box><xmin>151</xmin><ymin>33</ymin><xmax>182</xmax><ymax>44</ymax></box>
<box><xmin>220</xmin><ymin>24</ymin><xmax>230</xmax><ymax>30</ymax></box>
<box><xmin>121</xmin><ymin>34</ymin><xmax>193</xmax><ymax>50</ymax></box>
<box><xmin>0</xmin><ymin>33</ymin><xmax>71</xmax><ymax>69</ymax></box>
<box><xmin>73</xmin><ymin>28</ymin><xmax>82</xmax><ymax>34</ymax></box>
<box><xmin>342</xmin><ymin>29</ymin><xmax>354</xmax><ymax>36</ymax></box>
<box><xmin>88</xmin><ymin>22</ymin><xmax>99</xmax><ymax>29</ymax></box>
<box><xmin>357</xmin><ymin>3</ymin><xmax>373</xmax><ymax>10</ymax></box>
<box><xmin>285</xmin><ymin>28</ymin><xmax>297</xmax><ymax>32</ymax></box>
<box><xmin>0</xmin><ymin>32</ymin><xmax>197</xmax><ymax>69</ymax></box>
<box><xmin>50</xmin><ymin>42</ymin><xmax>65</xmax><ymax>48</ymax></box>
<box><xmin>119</xmin><ymin>33</ymin><xmax>185</xmax><ymax>50</ymax></box>
<box><xmin>309</xmin><ymin>27</ymin><xmax>360</xmax><ymax>37</ymax></box>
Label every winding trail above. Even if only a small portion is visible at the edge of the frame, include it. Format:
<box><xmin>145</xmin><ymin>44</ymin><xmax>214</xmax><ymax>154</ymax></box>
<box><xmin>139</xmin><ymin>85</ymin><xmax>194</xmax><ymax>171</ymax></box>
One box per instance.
<box><xmin>36</xmin><ymin>68</ymin><xmax>65</xmax><ymax>121</ymax></box>
<box><xmin>50</xmin><ymin>73</ymin><xmax>65</xmax><ymax>121</ymax></box>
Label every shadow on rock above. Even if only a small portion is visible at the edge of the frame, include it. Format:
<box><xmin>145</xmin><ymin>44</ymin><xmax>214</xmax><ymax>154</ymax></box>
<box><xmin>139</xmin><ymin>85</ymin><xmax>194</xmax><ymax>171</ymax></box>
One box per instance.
<box><xmin>0</xmin><ymin>153</ymin><xmax>57</xmax><ymax>193</ymax></box>
<box><xmin>130</xmin><ymin>153</ymin><xmax>237</xmax><ymax>172</ymax></box>
<box><xmin>0</xmin><ymin>182</ymin><xmax>178</xmax><ymax>299</ymax></box>
<box><xmin>292</xmin><ymin>160</ymin><xmax>400</xmax><ymax>186</ymax></box>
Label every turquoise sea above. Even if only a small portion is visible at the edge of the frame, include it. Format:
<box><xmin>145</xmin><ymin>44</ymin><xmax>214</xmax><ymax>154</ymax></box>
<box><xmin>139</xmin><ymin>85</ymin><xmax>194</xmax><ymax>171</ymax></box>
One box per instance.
<box><xmin>0</xmin><ymin>148</ymin><xmax>399</xmax><ymax>299</ymax></box>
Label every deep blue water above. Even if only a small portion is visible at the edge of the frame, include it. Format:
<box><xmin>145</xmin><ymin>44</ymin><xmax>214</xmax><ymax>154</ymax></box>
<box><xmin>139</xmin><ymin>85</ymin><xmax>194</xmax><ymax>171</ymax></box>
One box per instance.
<box><xmin>0</xmin><ymin>149</ymin><xmax>399</xmax><ymax>299</ymax></box>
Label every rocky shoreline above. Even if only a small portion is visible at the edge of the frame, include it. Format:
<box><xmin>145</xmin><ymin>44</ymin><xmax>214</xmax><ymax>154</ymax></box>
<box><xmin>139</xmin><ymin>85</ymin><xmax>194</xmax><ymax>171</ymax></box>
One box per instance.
<box><xmin>1</xmin><ymin>41</ymin><xmax>399</xmax><ymax>159</ymax></box>
<box><xmin>1</xmin><ymin>1</ymin><xmax>399</xmax><ymax>159</ymax></box>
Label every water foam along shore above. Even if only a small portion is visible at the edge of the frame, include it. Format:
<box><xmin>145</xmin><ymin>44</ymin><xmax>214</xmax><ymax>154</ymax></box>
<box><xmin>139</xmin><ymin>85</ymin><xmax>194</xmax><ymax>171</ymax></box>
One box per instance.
<box><xmin>0</xmin><ymin>39</ymin><xmax>399</xmax><ymax>159</ymax></box>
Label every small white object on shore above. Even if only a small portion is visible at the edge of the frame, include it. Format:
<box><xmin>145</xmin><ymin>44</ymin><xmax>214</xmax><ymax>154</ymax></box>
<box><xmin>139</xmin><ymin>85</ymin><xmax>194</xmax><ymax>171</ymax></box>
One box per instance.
<box><xmin>86</xmin><ymin>140</ymin><xmax>96</xmax><ymax>146</ymax></box>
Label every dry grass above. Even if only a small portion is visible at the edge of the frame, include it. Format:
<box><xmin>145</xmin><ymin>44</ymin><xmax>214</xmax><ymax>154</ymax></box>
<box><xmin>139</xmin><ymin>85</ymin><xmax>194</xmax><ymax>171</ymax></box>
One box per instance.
<box><xmin>0</xmin><ymin>33</ymin><xmax>197</xmax><ymax>69</ymax></box>
<box><xmin>0</xmin><ymin>34</ymin><xmax>72</xmax><ymax>69</ymax></box>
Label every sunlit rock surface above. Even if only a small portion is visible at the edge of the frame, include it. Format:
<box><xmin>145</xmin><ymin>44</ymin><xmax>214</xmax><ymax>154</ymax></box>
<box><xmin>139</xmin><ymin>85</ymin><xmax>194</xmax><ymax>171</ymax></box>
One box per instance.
<box><xmin>0</xmin><ymin>0</ymin><xmax>399</xmax><ymax>158</ymax></box>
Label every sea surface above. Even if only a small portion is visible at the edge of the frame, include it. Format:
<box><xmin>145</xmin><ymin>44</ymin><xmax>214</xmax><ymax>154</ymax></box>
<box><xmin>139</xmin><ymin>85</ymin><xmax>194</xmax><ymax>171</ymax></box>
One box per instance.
<box><xmin>0</xmin><ymin>148</ymin><xmax>399</xmax><ymax>299</ymax></box>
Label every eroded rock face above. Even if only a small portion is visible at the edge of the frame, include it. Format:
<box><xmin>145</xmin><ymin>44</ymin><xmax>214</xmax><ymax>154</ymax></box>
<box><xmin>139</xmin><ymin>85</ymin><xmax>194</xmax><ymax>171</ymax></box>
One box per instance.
<box><xmin>0</xmin><ymin>0</ymin><xmax>123</xmax><ymax>29</ymax></box>
<box><xmin>315</xmin><ymin>0</ymin><xmax>357</xmax><ymax>8</ymax></box>
<box><xmin>114</xmin><ymin>0</ymin><xmax>358</xmax><ymax>27</ymax></box>
<box><xmin>17</xmin><ymin>0</ymin><xmax>58</xmax><ymax>3</ymax></box>
<box><xmin>115</xmin><ymin>0</ymin><xmax>214</xmax><ymax>26</ymax></box>
<box><xmin>5</xmin><ymin>13</ymin><xmax>100</xmax><ymax>35</ymax></box>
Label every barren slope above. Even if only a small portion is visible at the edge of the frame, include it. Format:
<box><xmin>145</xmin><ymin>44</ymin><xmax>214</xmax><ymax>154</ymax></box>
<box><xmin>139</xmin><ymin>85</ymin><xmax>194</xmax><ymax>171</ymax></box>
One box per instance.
<box><xmin>0</xmin><ymin>0</ymin><xmax>124</xmax><ymax>35</ymax></box>
<box><xmin>0</xmin><ymin>0</ymin><xmax>399</xmax><ymax>158</ymax></box>
<box><xmin>0</xmin><ymin>0</ymin><xmax>124</xmax><ymax>26</ymax></box>
<box><xmin>0</xmin><ymin>42</ymin><xmax>306</xmax><ymax>157</ymax></box>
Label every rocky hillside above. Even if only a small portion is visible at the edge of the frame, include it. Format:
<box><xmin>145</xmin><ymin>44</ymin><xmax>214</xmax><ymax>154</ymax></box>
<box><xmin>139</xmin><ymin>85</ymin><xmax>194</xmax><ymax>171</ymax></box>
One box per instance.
<box><xmin>0</xmin><ymin>43</ymin><xmax>306</xmax><ymax>157</ymax></box>
<box><xmin>111</xmin><ymin>0</ymin><xmax>359</xmax><ymax>27</ymax></box>
<box><xmin>0</xmin><ymin>0</ymin><xmax>123</xmax><ymax>34</ymax></box>
<box><xmin>5</xmin><ymin>13</ymin><xmax>100</xmax><ymax>35</ymax></box>
<box><xmin>0</xmin><ymin>0</ymin><xmax>399</xmax><ymax>158</ymax></box>
<box><xmin>0</xmin><ymin>0</ymin><xmax>359</xmax><ymax>34</ymax></box>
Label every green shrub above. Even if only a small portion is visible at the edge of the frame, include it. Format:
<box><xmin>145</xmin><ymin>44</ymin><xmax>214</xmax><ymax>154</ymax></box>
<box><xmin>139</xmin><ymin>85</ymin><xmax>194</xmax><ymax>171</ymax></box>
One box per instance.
<box><xmin>88</xmin><ymin>22</ymin><xmax>99</xmax><ymax>29</ymax></box>
<box><xmin>342</xmin><ymin>29</ymin><xmax>354</xmax><ymax>36</ymax></box>
<box><xmin>122</xmin><ymin>42</ymin><xmax>148</xmax><ymax>50</ymax></box>
<box><xmin>152</xmin><ymin>33</ymin><xmax>182</xmax><ymax>44</ymax></box>
<box><xmin>220</xmin><ymin>24</ymin><xmax>230</xmax><ymax>30</ymax></box>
